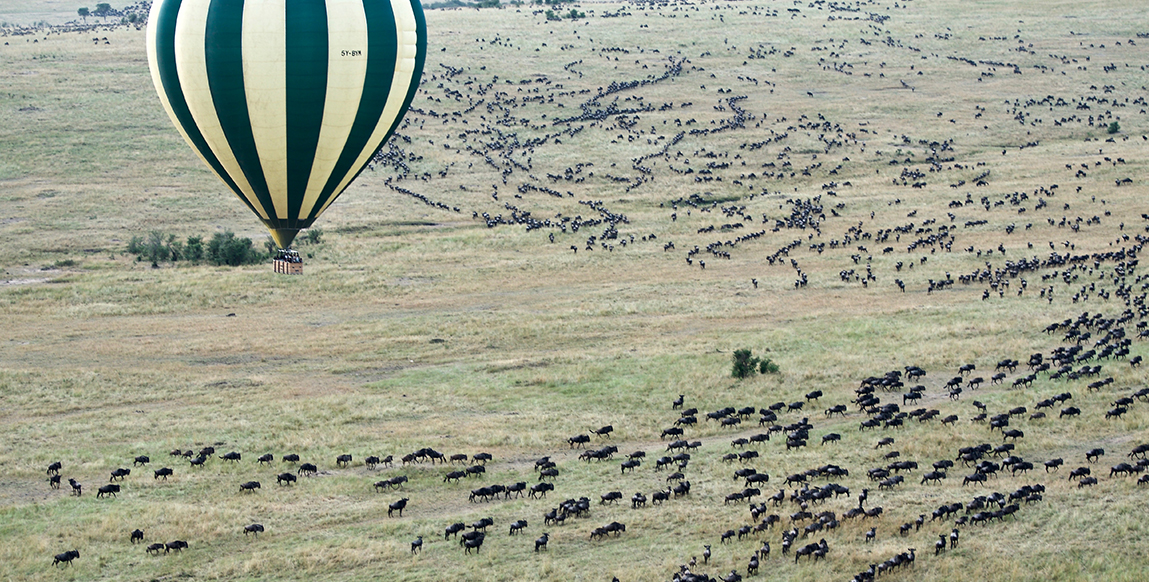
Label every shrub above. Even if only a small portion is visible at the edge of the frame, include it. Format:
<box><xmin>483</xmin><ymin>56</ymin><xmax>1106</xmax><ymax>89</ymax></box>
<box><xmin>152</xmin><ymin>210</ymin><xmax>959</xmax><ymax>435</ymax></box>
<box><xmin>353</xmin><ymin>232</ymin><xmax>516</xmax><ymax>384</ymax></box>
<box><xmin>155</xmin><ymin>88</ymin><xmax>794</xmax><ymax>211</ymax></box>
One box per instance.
<box><xmin>207</xmin><ymin>231</ymin><xmax>264</xmax><ymax>266</ymax></box>
<box><xmin>732</xmin><ymin>349</ymin><xmax>760</xmax><ymax>379</ymax></box>
<box><xmin>305</xmin><ymin>227</ymin><xmax>323</xmax><ymax>245</ymax></box>
<box><xmin>185</xmin><ymin>235</ymin><xmax>204</xmax><ymax>262</ymax></box>
<box><xmin>1108</xmin><ymin>121</ymin><xmax>1120</xmax><ymax>134</ymax></box>
<box><xmin>759</xmin><ymin>358</ymin><xmax>779</xmax><ymax>374</ymax></box>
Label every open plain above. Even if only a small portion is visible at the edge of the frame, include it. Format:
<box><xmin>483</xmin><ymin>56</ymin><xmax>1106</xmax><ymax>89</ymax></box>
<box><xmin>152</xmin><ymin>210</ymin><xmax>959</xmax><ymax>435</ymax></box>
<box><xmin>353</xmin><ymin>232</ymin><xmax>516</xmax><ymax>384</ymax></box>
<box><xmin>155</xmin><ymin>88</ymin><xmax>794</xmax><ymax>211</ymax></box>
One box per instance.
<box><xmin>1</xmin><ymin>0</ymin><xmax>1148</xmax><ymax>580</ymax></box>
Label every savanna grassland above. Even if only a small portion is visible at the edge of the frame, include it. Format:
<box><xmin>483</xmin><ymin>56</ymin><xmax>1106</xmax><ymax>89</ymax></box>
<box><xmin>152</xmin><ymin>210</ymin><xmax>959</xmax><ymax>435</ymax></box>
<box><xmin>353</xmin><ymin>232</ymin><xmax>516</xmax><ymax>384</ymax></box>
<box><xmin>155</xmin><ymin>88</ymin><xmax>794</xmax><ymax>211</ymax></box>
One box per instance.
<box><xmin>1</xmin><ymin>1</ymin><xmax>1148</xmax><ymax>581</ymax></box>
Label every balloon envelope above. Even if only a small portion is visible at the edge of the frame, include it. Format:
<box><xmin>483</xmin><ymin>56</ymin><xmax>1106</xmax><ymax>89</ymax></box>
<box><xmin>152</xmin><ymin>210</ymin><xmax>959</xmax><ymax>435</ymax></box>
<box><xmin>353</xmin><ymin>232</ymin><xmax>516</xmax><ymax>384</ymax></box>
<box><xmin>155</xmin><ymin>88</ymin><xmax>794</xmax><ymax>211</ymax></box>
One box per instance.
<box><xmin>146</xmin><ymin>0</ymin><xmax>427</xmax><ymax>249</ymax></box>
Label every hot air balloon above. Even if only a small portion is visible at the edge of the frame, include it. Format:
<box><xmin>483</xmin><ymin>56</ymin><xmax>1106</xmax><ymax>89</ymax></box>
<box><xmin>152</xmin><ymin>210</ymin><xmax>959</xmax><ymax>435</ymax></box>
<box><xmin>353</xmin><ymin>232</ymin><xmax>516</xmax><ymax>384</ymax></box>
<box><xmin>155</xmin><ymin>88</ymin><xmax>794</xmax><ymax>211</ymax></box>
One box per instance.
<box><xmin>146</xmin><ymin>0</ymin><xmax>427</xmax><ymax>254</ymax></box>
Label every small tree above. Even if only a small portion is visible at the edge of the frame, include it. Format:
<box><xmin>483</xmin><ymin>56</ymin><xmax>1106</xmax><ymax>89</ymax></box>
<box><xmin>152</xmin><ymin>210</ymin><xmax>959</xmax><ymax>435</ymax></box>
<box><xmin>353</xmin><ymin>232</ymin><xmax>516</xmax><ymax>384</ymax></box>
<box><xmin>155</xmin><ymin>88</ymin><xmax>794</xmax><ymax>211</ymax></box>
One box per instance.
<box><xmin>566</xmin><ymin>8</ymin><xmax>584</xmax><ymax>19</ymax></box>
<box><xmin>1108</xmin><ymin>121</ymin><xmax>1120</xmax><ymax>134</ymax></box>
<box><xmin>78</xmin><ymin>7</ymin><xmax>89</xmax><ymax>22</ymax></box>
<box><xmin>305</xmin><ymin>227</ymin><xmax>323</xmax><ymax>245</ymax></box>
<box><xmin>207</xmin><ymin>231</ymin><xmax>262</xmax><ymax>266</ymax></box>
<box><xmin>94</xmin><ymin>3</ymin><xmax>111</xmax><ymax>18</ymax></box>
<box><xmin>759</xmin><ymin>358</ymin><xmax>779</xmax><ymax>374</ymax></box>
<box><xmin>731</xmin><ymin>349</ymin><xmax>760</xmax><ymax>379</ymax></box>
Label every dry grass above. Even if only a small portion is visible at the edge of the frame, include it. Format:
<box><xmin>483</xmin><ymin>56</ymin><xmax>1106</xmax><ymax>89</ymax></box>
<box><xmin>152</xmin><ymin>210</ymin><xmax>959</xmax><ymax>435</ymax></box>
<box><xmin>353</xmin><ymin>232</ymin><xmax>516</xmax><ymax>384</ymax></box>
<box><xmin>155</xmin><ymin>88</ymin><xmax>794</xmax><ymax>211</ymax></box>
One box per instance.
<box><xmin>2</xmin><ymin>0</ymin><xmax>1149</xmax><ymax>580</ymax></box>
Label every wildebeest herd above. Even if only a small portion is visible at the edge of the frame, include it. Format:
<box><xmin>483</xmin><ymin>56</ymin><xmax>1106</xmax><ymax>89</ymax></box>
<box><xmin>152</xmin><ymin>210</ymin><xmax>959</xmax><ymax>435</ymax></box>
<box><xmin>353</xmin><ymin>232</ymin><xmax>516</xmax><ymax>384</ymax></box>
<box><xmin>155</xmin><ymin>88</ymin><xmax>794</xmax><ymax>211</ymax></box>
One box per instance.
<box><xmin>8</xmin><ymin>0</ymin><xmax>1149</xmax><ymax>580</ymax></box>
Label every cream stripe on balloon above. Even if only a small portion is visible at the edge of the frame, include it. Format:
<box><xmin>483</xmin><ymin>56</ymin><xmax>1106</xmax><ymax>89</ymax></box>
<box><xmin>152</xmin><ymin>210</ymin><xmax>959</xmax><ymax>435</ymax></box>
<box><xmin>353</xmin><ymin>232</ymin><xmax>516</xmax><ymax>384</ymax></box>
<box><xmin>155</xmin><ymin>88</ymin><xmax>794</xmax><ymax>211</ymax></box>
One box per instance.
<box><xmin>174</xmin><ymin>0</ymin><xmax>267</xmax><ymax>219</ymax></box>
<box><xmin>298</xmin><ymin>0</ymin><xmax>369</xmax><ymax>219</ymax></box>
<box><xmin>242</xmin><ymin>0</ymin><xmax>289</xmax><ymax>219</ymax></box>
<box><xmin>315</xmin><ymin>0</ymin><xmax>417</xmax><ymax>217</ymax></box>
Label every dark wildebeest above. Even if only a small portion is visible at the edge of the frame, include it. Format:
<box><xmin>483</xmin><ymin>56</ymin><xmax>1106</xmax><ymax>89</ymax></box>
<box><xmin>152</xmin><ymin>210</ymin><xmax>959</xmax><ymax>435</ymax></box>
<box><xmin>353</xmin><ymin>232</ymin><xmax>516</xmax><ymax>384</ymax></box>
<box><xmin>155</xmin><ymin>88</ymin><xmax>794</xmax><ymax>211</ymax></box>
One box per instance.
<box><xmin>244</xmin><ymin>523</ymin><xmax>264</xmax><ymax>536</ymax></box>
<box><xmin>52</xmin><ymin>550</ymin><xmax>79</xmax><ymax>567</ymax></box>
<box><xmin>388</xmin><ymin>497</ymin><xmax>409</xmax><ymax>517</ymax></box>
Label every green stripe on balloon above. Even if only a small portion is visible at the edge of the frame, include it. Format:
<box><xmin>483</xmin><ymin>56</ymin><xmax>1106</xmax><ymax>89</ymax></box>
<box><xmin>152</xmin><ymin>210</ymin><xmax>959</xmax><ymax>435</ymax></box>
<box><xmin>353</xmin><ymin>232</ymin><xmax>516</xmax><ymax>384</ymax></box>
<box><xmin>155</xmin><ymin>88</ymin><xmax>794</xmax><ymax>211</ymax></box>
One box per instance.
<box><xmin>152</xmin><ymin>0</ymin><xmax>259</xmax><ymax>218</ymax></box>
<box><xmin>309</xmin><ymin>0</ymin><xmax>401</xmax><ymax>221</ymax></box>
<box><xmin>285</xmin><ymin>0</ymin><xmax>329</xmax><ymax>228</ymax></box>
<box><xmin>205</xmin><ymin>0</ymin><xmax>277</xmax><ymax>226</ymax></box>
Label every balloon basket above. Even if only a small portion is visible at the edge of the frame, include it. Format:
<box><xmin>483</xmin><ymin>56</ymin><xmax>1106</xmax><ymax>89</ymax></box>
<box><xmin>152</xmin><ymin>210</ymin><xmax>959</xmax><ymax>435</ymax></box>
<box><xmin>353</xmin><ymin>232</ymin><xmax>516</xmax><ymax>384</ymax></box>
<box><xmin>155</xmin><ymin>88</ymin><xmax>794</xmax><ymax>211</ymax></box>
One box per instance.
<box><xmin>273</xmin><ymin>249</ymin><xmax>303</xmax><ymax>275</ymax></box>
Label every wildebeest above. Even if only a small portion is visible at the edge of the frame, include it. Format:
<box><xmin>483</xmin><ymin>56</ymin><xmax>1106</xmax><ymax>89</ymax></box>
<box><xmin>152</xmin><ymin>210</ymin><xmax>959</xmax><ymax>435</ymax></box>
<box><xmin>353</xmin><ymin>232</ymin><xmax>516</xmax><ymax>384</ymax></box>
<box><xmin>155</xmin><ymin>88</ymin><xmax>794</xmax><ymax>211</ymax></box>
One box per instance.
<box><xmin>47</xmin><ymin>461</ymin><xmax>62</xmax><ymax>475</ymax></box>
<box><xmin>298</xmin><ymin>463</ymin><xmax>318</xmax><ymax>476</ymax></box>
<box><xmin>244</xmin><ymin>523</ymin><xmax>264</xmax><ymax>536</ymax></box>
<box><xmin>1086</xmin><ymin>448</ymin><xmax>1105</xmax><ymax>463</ymax></box>
<box><xmin>277</xmin><ymin>472</ymin><xmax>297</xmax><ymax>485</ymax></box>
<box><xmin>97</xmin><ymin>484</ymin><xmax>120</xmax><ymax>498</ymax></box>
<box><xmin>535</xmin><ymin>532</ymin><xmax>549</xmax><ymax>551</ymax></box>
<box><xmin>388</xmin><ymin>497</ymin><xmax>409</xmax><ymax>517</ymax></box>
<box><xmin>445</xmin><ymin>522</ymin><xmax>466</xmax><ymax>539</ymax></box>
<box><xmin>165</xmin><ymin>540</ymin><xmax>188</xmax><ymax>553</ymax></box>
<box><xmin>411</xmin><ymin>535</ymin><xmax>422</xmax><ymax>554</ymax></box>
<box><xmin>146</xmin><ymin>543</ymin><xmax>165</xmax><ymax>554</ymax></box>
<box><xmin>336</xmin><ymin>454</ymin><xmax>352</xmax><ymax>467</ymax></box>
<box><xmin>258</xmin><ymin>453</ymin><xmax>274</xmax><ymax>465</ymax></box>
<box><xmin>52</xmin><ymin>550</ymin><xmax>79</xmax><ymax>567</ymax></box>
<box><xmin>68</xmin><ymin>478</ymin><xmax>81</xmax><ymax>496</ymax></box>
<box><xmin>154</xmin><ymin>467</ymin><xmax>173</xmax><ymax>480</ymax></box>
<box><xmin>131</xmin><ymin>529</ymin><xmax>144</xmax><ymax>543</ymax></box>
<box><xmin>282</xmin><ymin>453</ymin><xmax>300</xmax><ymax>463</ymax></box>
<box><xmin>509</xmin><ymin>520</ymin><xmax>528</xmax><ymax>535</ymax></box>
<box><xmin>220</xmin><ymin>451</ymin><xmax>241</xmax><ymax>462</ymax></box>
<box><xmin>48</xmin><ymin>474</ymin><xmax>60</xmax><ymax>489</ymax></box>
<box><xmin>133</xmin><ymin>455</ymin><xmax>150</xmax><ymax>466</ymax></box>
<box><xmin>240</xmin><ymin>481</ymin><xmax>261</xmax><ymax>492</ymax></box>
<box><xmin>110</xmin><ymin>468</ymin><xmax>130</xmax><ymax>481</ymax></box>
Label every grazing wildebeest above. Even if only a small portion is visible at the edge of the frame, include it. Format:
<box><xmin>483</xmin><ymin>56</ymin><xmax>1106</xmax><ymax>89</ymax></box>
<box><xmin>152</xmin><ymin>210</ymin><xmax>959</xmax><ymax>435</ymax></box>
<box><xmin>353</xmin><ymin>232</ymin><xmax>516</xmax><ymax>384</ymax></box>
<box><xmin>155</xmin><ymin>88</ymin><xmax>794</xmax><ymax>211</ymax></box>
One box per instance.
<box><xmin>388</xmin><ymin>497</ymin><xmax>409</xmax><ymax>517</ymax></box>
<box><xmin>52</xmin><ymin>550</ymin><xmax>79</xmax><ymax>567</ymax></box>
<box><xmin>244</xmin><ymin>523</ymin><xmax>264</xmax><ymax>536</ymax></box>
<box><xmin>240</xmin><ymin>481</ymin><xmax>261</xmax><ymax>492</ymax></box>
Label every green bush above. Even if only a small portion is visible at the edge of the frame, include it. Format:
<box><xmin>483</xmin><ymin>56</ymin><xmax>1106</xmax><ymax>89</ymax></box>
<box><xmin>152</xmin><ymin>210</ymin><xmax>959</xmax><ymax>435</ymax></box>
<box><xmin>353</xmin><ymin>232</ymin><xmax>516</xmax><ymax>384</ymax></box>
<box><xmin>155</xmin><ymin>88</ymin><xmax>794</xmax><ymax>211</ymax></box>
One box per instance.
<box><xmin>1108</xmin><ymin>121</ymin><xmax>1120</xmax><ymax>134</ymax></box>
<box><xmin>732</xmin><ymin>349</ymin><xmax>779</xmax><ymax>378</ymax></box>
<box><xmin>732</xmin><ymin>349</ymin><xmax>760</xmax><ymax>379</ymax></box>
<box><xmin>185</xmin><ymin>235</ymin><xmax>204</xmax><ymax>262</ymax></box>
<box><xmin>305</xmin><ymin>227</ymin><xmax>324</xmax><ymax>245</ymax></box>
<box><xmin>207</xmin><ymin>231</ymin><xmax>265</xmax><ymax>266</ymax></box>
<box><xmin>759</xmin><ymin>358</ymin><xmax>779</xmax><ymax>374</ymax></box>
